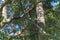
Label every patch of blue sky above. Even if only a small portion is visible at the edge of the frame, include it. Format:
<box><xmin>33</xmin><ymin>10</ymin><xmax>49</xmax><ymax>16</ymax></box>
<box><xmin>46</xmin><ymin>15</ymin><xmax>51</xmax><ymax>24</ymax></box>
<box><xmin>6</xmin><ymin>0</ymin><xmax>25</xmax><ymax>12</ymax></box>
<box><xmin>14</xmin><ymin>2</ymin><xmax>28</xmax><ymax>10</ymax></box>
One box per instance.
<box><xmin>51</xmin><ymin>1</ymin><xmax>59</xmax><ymax>6</ymax></box>
<box><xmin>15</xmin><ymin>24</ymin><xmax>19</xmax><ymax>29</ymax></box>
<box><xmin>6</xmin><ymin>26</ymin><xmax>11</xmax><ymax>31</ymax></box>
<box><xmin>8</xmin><ymin>32</ymin><xmax>14</xmax><ymax>36</ymax></box>
<box><xmin>22</xmin><ymin>1</ymin><xmax>29</xmax><ymax>8</ymax></box>
<box><xmin>14</xmin><ymin>24</ymin><xmax>21</xmax><ymax>31</ymax></box>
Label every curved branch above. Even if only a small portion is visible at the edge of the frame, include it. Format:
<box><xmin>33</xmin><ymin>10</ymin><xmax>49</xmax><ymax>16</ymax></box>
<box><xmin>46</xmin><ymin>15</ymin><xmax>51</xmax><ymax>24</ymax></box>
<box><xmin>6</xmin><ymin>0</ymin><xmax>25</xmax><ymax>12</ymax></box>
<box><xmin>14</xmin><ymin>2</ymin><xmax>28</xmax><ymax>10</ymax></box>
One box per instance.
<box><xmin>0</xmin><ymin>0</ymin><xmax>12</xmax><ymax>12</ymax></box>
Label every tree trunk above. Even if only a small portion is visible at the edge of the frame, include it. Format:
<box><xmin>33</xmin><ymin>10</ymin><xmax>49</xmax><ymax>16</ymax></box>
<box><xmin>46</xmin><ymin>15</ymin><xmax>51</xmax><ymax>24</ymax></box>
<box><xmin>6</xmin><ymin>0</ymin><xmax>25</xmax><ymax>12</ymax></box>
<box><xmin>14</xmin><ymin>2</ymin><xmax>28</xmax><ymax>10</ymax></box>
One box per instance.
<box><xmin>0</xmin><ymin>5</ymin><xmax>7</xmax><ymax>26</ymax></box>
<box><xmin>2</xmin><ymin>5</ymin><xmax>7</xmax><ymax>22</ymax></box>
<box><xmin>36</xmin><ymin>0</ymin><xmax>45</xmax><ymax>40</ymax></box>
<box><xmin>36</xmin><ymin>0</ymin><xmax>45</xmax><ymax>27</ymax></box>
<box><xmin>0</xmin><ymin>0</ymin><xmax>13</xmax><ymax>26</ymax></box>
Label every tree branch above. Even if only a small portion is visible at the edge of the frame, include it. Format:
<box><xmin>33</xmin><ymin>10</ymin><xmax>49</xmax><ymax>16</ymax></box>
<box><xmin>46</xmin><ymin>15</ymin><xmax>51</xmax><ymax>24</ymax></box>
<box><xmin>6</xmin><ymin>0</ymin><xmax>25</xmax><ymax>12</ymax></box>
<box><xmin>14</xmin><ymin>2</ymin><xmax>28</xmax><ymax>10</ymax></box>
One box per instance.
<box><xmin>0</xmin><ymin>0</ymin><xmax>51</xmax><ymax>37</ymax></box>
<box><xmin>0</xmin><ymin>0</ymin><xmax>12</xmax><ymax>13</ymax></box>
<box><xmin>0</xmin><ymin>0</ymin><xmax>50</xmax><ymax>25</ymax></box>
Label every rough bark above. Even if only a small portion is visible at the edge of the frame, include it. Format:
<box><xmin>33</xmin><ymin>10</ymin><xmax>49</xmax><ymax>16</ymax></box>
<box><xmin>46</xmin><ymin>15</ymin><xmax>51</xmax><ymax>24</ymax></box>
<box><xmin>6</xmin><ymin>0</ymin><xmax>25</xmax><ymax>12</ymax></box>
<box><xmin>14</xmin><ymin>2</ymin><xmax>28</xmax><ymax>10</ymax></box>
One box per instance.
<box><xmin>36</xmin><ymin>0</ymin><xmax>45</xmax><ymax>27</ymax></box>
<box><xmin>0</xmin><ymin>5</ymin><xmax>7</xmax><ymax>26</ymax></box>
<box><xmin>36</xmin><ymin>0</ymin><xmax>46</xmax><ymax>39</ymax></box>
<box><xmin>0</xmin><ymin>0</ymin><xmax>13</xmax><ymax>26</ymax></box>
<box><xmin>0</xmin><ymin>0</ymin><xmax>12</xmax><ymax>14</ymax></box>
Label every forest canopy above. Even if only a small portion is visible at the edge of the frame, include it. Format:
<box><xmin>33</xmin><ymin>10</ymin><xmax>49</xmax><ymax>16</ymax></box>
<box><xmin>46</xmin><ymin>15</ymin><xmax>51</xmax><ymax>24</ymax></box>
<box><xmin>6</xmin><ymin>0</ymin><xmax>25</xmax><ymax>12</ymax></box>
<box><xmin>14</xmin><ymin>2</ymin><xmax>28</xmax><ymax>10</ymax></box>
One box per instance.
<box><xmin>0</xmin><ymin>0</ymin><xmax>60</xmax><ymax>40</ymax></box>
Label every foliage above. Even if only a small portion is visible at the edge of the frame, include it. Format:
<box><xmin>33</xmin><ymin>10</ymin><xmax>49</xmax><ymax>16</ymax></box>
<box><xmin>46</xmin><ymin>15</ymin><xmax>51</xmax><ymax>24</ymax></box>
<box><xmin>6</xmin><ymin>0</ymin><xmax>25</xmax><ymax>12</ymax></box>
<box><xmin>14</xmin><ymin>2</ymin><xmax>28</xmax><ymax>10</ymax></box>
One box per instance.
<box><xmin>0</xmin><ymin>0</ymin><xmax>60</xmax><ymax>40</ymax></box>
<box><xmin>0</xmin><ymin>16</ymin><xmax>4</xmax><ymax>22</ymax></box>
<box><xmin>53</xmin><ymin>3</ymin><xmax>60</xmax><ymax>11</ymax></box>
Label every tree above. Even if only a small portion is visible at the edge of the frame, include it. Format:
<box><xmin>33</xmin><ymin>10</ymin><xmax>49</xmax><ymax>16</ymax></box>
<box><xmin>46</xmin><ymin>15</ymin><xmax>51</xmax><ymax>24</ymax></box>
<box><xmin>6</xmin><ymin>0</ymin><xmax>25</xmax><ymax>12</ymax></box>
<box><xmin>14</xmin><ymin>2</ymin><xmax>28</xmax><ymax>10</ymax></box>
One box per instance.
<box><xmin>36</xmin><ymin>0</ymin><xmax>45</xmax><ymax>32</ymax></box>
<box><xmin>0</xmin><ymin>0</ymin><xmax>60</xmax><ymax>40</ymax></box>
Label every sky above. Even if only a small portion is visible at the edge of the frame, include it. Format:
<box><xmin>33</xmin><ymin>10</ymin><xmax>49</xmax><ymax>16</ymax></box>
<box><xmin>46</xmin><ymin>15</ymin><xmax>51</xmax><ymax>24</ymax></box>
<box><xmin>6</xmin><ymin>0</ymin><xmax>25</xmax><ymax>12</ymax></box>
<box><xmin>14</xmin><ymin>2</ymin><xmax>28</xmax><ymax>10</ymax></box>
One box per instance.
<box><xmin>51</xmin><ymin>1</ymin><xmax>59</xmax><ymax>6</ymax></box>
